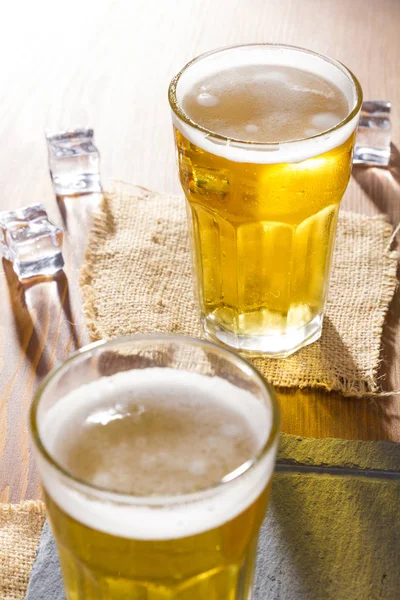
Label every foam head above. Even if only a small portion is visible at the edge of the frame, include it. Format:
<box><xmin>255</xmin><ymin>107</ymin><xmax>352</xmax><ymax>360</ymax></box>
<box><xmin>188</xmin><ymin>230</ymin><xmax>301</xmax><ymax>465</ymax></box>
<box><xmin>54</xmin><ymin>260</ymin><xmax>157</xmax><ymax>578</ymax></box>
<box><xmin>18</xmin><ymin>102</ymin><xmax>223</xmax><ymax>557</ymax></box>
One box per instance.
<box><xmin>169</xmin><ymin>44</ymin><xmax>362</xmax><ymax>163</ymax></box>
<box><xmin>36</xmin><ymin>368</ymin><xmax>277</xmax><ymax>540</ymax></box>
<box><xmin>182</xmin><ymin>64</ymin><xmax>349</xmax><ymax>144</ymax></box>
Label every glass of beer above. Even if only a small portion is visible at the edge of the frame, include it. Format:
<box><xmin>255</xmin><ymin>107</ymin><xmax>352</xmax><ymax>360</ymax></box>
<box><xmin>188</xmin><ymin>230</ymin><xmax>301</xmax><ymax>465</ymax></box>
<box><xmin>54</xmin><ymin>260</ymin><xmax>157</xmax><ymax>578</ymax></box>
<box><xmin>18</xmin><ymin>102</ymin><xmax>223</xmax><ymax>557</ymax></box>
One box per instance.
<box><xmin>169</xmin><ymin>44</ymin><xmax>363</xmax><ymax>357</ymax></box>
<box><xmin>31</xmin><ymin>334</ymin><xmax>279</xmax><ymax>599</ymax></box>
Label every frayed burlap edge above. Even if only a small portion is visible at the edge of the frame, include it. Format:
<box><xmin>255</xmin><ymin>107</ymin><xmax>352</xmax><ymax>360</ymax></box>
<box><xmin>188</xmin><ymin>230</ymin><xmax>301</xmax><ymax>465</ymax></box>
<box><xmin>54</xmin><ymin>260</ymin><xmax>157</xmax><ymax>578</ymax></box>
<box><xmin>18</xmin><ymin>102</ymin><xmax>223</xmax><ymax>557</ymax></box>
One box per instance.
<box><xmin>355</xmin><ymin>218</ymin><xmax>398</xmax><ymax>396</ymax></box>
<box><xmin>80</xmin><ymin>183</ymin><xmax>399</xmax><ymax>398</ymax></box>
<box><xmin>0</xmin><ymin>500</ymin><xmax>46</xmax><ymax>600</ymax></box>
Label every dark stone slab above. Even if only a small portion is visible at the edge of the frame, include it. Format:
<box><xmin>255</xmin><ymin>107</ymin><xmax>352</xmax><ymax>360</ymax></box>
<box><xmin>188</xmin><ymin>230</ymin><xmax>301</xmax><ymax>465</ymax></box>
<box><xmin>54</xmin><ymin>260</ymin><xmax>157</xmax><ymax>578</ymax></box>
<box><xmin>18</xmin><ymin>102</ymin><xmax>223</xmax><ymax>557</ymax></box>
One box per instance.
<box><xmin>25</xmin><ymin>434</ymin><xmax>400</xmax><ymax>600</ymax></box>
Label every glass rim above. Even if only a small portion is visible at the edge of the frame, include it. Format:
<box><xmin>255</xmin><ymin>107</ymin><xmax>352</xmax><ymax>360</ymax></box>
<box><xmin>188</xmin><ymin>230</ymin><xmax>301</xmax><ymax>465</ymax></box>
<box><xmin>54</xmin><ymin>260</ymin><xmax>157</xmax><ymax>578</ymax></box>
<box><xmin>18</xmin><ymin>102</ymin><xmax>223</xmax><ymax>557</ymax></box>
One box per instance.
<box><xmin>168</xmin><ymin>43</ymin><xmax>363</xmax><ymax>147</ymax></box>
<box><xmin>30</xmin><ymin>333</ymin><xmax>280</xmax><ymax>505</ymax></box>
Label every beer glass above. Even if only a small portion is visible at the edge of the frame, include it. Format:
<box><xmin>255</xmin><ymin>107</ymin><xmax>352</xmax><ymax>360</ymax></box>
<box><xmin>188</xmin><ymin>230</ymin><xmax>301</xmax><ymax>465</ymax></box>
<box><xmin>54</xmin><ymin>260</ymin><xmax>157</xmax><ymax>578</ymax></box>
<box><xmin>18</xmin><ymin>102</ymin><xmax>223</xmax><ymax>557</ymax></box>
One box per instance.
<box><xmin>169</xmin><ymin>44</ymin><xmax>363</xmax><ymax>357</ymax></box>
<box><xmin>31</xmin><ymin>334</ymin><xmax>279</xmax><ymax>599</ymax></box>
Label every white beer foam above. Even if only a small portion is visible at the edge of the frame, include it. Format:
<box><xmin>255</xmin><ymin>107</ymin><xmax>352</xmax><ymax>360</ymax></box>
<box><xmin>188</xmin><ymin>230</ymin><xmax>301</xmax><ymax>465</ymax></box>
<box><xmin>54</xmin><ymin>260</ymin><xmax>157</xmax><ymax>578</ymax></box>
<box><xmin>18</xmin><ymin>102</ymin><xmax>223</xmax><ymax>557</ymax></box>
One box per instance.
<box><xmin>38</xmin><ymin>369</ymin><xmax>277</xmax><ymax>540</ymax></box>
<box><xmin>173</xmin><ymin>45</ymin><xmax>360</xmax><ymax>164</ymax></box>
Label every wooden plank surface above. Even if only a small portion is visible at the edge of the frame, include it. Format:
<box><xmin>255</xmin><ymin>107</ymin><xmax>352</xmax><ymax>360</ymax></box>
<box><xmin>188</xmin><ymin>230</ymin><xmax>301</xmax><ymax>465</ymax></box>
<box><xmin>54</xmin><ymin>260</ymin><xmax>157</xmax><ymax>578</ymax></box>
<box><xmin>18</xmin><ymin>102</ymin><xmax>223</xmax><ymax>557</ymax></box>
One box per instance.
<box><xmin>0</xmin><ymin>0</ymin><xmax>399</xmax><ymax>502</ymax></box>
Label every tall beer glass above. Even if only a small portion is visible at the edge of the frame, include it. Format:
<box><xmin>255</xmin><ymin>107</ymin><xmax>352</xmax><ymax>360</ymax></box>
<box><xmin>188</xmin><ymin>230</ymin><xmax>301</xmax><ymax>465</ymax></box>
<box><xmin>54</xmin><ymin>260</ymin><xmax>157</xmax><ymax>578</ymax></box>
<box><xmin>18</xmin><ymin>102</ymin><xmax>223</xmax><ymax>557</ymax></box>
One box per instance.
<box><xmin>169</xmin><ymin>44</ymin><xmax>363</xmax><ymax>357</ymax></box>
<box><xmin>31</xmin><ymin>334</ymin><xmax>279</xmax><ymax>599</ymax></box>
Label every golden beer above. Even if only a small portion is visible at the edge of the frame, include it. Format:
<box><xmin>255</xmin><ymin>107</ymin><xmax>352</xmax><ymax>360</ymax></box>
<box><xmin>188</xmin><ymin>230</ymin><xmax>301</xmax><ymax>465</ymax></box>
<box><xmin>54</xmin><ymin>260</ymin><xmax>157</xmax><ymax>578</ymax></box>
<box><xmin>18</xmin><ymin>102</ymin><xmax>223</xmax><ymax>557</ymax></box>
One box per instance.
<box><xmin>169</xmin><ymin>45</ymin><xmax>362</xmax><ymax>356</ymax></box>
<box><xmin>44</xmin><ymin>487</ymin><xmax>270</xmax><ymax>599</ymax></box>
<box><xmin>31</xmin><ymin>336</ymin><xmax>279</xmax><ymax>600</ymax></box>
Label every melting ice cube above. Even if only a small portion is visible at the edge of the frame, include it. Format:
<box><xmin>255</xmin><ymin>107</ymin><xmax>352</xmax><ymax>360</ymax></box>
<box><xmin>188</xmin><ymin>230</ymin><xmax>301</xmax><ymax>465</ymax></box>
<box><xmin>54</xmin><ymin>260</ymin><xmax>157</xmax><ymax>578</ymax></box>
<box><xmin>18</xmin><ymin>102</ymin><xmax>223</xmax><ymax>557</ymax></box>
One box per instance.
<box><xmin>46</xmin><ymin>127</ymin><xmax>101</xmax><ymax>195</ymax></box>
<box><xmin>0</xmin><ymin>204</ymin><xmax>64</xmax><ymax>279</ymax></box>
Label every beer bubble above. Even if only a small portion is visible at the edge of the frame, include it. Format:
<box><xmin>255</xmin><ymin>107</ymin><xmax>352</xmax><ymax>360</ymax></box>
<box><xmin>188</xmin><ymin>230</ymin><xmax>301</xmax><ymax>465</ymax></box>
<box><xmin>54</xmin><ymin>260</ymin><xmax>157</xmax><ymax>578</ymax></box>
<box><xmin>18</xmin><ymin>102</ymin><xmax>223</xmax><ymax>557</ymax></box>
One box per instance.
<box><xmin>189</xmin><ymin>459</ymin><xmax>207</xmax><ymax>475</ymax></box>
<box><xmin>310</xmin><ymin>112</ymin><xmax>341</xmax><ymax>131</ymax></box>
<box><xmin>245</xmin><ymin>124</ymin><xmax>259</xmax><ymax>133</ymax></box>
<box><xmin>220</xmin><ymin>423</ymin><xmax>240</xmax><ymax>437</ymax></box>
<box><xmin>304</xmin><ymin>128</ymin><xmax>319</xmax><ymax>137</ymax></box>
<box><xmin>86</xmin><ymin>406</ymin><xmax>124</xmax><ymax>426</ymax></box>
<box><xmin>254</xmin><ymin>70</ymin><xmax>288</xmax><ymax>83</ymax></box>
<box><xmin>196</xmin><ymin>92</ymin><xmax>219</xmax><ymax>107</ymax></box>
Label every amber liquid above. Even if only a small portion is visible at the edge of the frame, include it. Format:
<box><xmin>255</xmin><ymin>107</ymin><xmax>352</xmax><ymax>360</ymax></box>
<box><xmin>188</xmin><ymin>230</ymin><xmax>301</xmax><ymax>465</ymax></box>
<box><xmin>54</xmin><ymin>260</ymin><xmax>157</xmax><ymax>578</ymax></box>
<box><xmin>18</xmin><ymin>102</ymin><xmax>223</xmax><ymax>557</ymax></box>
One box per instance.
<box><xmin>176</xmin><ymin>129</ymin><xmax>354</xmax><ymax>345</ymax></box>
<box><xmin>45</xmin><ymin>486</ymin><xmax>270</xmax><ymax>600</ymax></box>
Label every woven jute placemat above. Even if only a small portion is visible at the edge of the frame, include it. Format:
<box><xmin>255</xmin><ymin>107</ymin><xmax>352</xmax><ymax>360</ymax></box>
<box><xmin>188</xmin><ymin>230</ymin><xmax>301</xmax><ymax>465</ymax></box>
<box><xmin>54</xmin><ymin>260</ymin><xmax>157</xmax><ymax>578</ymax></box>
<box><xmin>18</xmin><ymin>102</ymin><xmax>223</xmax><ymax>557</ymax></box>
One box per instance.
<box><xmin>0</xmin><ymin>501</ymin><xmax>45</xmax><ymax>599</ymax></box>
<box><xmin>80</xmin><ymin>181</ymin><xmax>398</xmax><ymax>397</ymax></box>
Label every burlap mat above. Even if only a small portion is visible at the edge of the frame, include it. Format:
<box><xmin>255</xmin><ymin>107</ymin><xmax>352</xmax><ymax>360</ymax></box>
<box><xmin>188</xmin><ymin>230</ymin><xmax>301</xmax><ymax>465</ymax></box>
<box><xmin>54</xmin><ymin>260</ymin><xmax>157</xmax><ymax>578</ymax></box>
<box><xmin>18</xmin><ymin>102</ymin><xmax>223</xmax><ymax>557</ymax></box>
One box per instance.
<box><xmin>0</xmin><ymin>501</ymin><xmax>45</xmax><ymax>599</ymax></box>
<box><xmin>80</xmin><ymin>181</ymin><xmax>398</xmax><ymax>397</ymax></box>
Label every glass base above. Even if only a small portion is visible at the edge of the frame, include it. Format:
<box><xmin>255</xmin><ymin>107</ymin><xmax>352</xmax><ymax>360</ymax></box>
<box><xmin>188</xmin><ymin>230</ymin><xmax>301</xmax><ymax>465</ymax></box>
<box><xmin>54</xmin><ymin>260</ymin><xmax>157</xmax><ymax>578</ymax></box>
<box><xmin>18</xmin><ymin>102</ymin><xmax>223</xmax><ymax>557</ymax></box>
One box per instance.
<box><xmin>202</xmin><ymin>313</ymin><xmax>323</xmax><ymax>358</ymax></box>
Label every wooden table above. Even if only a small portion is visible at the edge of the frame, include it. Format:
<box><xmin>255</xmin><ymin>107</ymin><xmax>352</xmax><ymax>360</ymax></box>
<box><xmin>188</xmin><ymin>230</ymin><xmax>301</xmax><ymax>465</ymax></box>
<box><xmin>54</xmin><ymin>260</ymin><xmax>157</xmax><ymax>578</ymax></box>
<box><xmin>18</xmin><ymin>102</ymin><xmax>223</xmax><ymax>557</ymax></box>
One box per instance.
<box><xmin>1</xmin><ymin>0</ymin><xmax>399</xmax><ymax>503</ymax></box>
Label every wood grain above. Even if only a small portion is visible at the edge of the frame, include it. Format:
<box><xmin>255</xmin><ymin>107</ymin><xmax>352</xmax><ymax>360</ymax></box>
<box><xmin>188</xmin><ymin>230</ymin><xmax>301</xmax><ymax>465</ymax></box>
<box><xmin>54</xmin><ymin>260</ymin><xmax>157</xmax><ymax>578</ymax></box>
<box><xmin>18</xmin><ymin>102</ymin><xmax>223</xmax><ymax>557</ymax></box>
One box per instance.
<box><xmin>0</xmin><ymin>0</ymin><xmax>399</xmax><ymax>502</ymax></box>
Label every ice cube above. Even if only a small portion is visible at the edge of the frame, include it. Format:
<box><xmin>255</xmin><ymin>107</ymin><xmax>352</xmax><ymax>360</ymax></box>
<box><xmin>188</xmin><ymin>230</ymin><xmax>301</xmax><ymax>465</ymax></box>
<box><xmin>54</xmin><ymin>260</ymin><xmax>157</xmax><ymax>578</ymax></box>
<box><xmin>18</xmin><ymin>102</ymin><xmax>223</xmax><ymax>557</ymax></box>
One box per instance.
<box><xmin>0</xmin><ymin>204</ymin><xmax>64</xmax><ymax>279</ymax></box>
<box><xmin>46</xmin><ymin>127</ymin><xmax>101</xmax><ymax>195</ymax></box>
<box><xmin>354</xmin><ymin>101</ymin><xmax>392</xmax><ymax>167</ymax></box>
